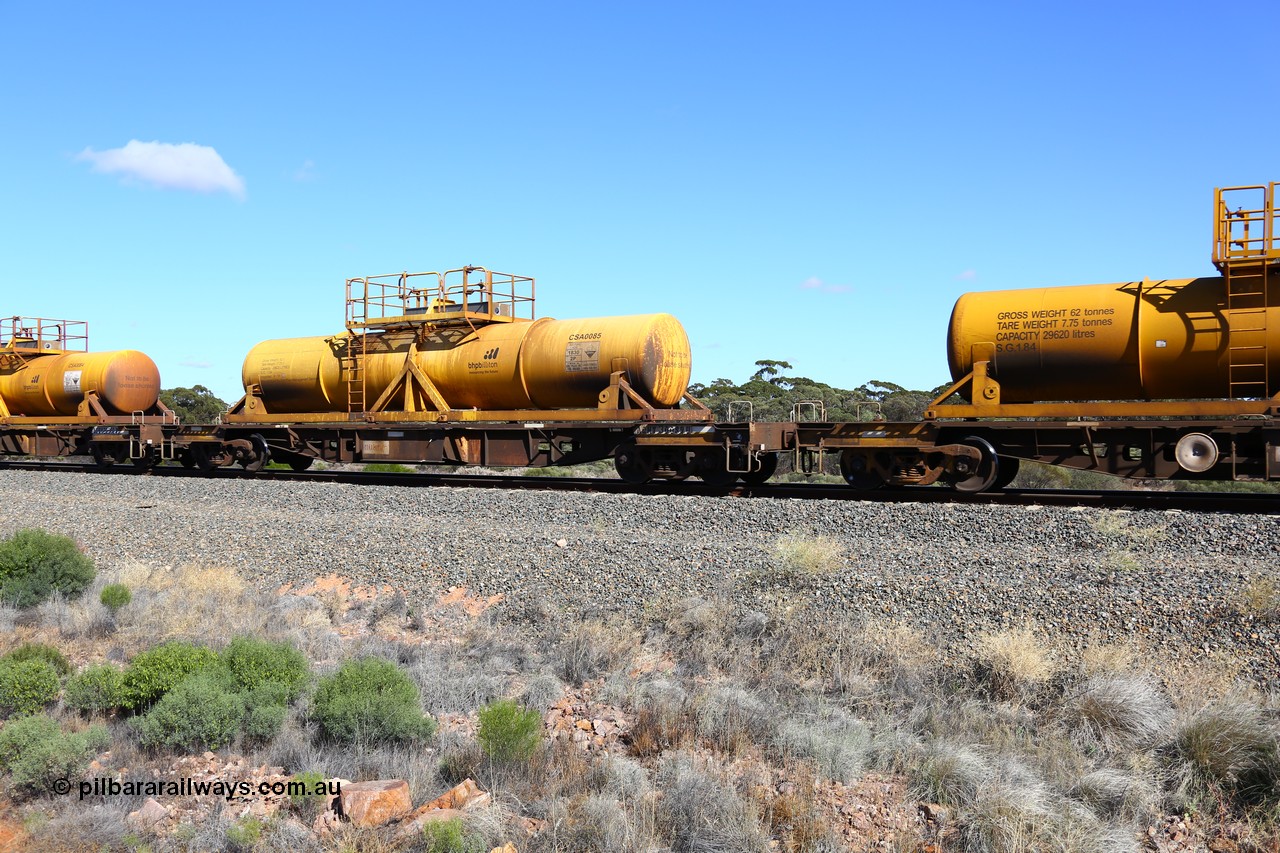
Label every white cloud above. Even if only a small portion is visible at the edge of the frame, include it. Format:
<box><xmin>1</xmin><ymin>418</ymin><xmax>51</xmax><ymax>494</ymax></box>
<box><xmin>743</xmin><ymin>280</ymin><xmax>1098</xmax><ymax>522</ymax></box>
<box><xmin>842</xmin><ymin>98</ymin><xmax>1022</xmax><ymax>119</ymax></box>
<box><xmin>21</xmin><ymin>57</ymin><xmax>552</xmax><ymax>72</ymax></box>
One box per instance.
<box><xmin>955</xmin><ymin>269</ymin><xmax>977</xmax><ymax>280</ymax></box>
<box><xmin>179</xmin><ymin>359</ymin><xmax>212</xmax><ymax>369</ymax></box>
<box><xmin>294</xmin><ymin>159</ymin><xmax>316</xmax><ymax>182</ymax></box>
<box><xmin>799</xmin><ymin>276</ymin><xmax>850</xmax><ymax>294</ymax></box>
<box><xmin>77</xmin><ymin>140</ymin><xmax>246</xmax><ymax>199</ymax></box>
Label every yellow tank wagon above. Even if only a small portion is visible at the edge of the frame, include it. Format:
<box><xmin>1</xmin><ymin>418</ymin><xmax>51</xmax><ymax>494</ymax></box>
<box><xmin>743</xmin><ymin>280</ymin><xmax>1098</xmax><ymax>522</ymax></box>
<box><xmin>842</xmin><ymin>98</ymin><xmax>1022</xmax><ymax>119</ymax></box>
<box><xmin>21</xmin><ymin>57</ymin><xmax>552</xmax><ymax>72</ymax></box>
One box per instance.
<box><xmin>241</xmin><ymin>312</ymin><xmax>692</xmax><ymax>415</ymax></box>
<box><xmin>0</xmin><ymin>316</ymin><xmax>175</xmax><ymax>467</ymax></box>
<box><xmin>0</xmin><ymin>318</ymin><xmax>161</xmax><ymax>418</ymax></box>
<box><xmin>230</xmin><ymin>266</ymin><xmax>702</xmax><ymax>423</ymax></box>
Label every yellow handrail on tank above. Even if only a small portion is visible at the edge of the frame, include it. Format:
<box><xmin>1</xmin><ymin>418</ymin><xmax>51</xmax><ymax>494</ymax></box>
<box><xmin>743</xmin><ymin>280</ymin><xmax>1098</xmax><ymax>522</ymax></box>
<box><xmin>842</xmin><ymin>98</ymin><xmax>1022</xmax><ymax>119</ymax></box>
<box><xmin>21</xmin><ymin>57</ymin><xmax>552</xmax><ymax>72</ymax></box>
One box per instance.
<box><xmin>1</xmin><ymin>317</ymin><xmax>89</xmax><ymax>354</ymax></box>
<box><xmin>345</xmin><ymin>266</ymin><xmax>536</xmax><ymax>332</ymax></box>
<box><xmin>1214</xmin><ymin>183</ymin><xmax>1279</xmax><ymax>269</ymax></box>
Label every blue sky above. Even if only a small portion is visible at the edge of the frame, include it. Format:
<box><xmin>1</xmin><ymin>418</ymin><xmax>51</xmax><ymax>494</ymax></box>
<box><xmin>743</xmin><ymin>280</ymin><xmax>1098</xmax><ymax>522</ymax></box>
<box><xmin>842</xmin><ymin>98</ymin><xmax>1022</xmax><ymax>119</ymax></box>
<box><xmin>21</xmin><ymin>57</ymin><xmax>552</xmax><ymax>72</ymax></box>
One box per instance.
<box><xmin>2</xmin><ymin>2</ymin><xmax>1276</xmax><ymax>403</ymax></box>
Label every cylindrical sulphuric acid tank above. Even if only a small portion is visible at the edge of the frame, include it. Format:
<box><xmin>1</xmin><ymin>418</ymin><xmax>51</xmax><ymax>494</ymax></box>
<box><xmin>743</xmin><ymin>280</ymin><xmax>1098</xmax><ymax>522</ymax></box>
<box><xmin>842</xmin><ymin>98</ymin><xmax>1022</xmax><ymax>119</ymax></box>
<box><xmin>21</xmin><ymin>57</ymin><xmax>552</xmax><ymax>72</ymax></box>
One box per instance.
<box><xmin>0</xmin><ymin>350</ymin><xmax>162</xmax><ymax>416</ymax></box>
<box><xmin>241</xmin><ymin>313</ymin><xmax>693</xmax><ymax>413</ymax></box>
<box><xmin>947</xmin><ymin>277</ymin><xmax>1273</xmax><ymax>401</ymax></box>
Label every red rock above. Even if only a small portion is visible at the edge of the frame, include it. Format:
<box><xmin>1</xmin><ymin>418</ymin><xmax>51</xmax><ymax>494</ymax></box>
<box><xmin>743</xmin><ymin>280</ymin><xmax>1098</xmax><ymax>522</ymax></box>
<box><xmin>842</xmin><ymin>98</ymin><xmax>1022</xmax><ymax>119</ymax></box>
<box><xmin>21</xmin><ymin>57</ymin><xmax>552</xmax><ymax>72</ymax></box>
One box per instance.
<box><xmin>312</xmin><ymin>809</ymin><xmax>342</xmax><ymax>837</ymax></box>
<box><xmin>339</xmin><ymin>779</ymin><xmax>412</xmax><ymax>828</ymax></box>
<box><xmin>126</xmin><ymin>797</ymin><xmax>168</xmax><ymax>830</ymax></box>
<box><xmin>422</xmin><ymin>778</ymin><xmax>488</xmax><ymax>812</ymax></box>
<box><xmin>395</xmin><ymin>808</ymin><xmax>463</xmax><ymax>839</ymax></box>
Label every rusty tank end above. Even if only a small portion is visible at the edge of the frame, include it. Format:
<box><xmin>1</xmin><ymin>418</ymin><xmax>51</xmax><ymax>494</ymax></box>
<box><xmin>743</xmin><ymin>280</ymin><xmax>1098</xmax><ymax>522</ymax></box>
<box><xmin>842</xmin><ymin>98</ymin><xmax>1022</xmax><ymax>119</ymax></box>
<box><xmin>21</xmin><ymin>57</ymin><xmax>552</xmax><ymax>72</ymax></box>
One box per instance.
<box><xmin>241</xmin><ymin>313</ymin><xmax>693</xmax><ymax>413</ymax></box>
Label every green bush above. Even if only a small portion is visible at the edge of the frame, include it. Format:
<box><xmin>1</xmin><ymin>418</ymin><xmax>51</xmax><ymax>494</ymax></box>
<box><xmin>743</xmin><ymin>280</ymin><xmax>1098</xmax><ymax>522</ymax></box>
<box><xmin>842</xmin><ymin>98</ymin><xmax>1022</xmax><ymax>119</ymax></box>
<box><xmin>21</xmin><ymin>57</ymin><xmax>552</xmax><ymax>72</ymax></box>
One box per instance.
<box><xmin>241</xmin><ymin>681</ymin><xmax>289</xmax><ymax>741</ymax></box>
<box><xmin>64</xmin><ymin>665</ymin><xmax>125</xmax><ymax>714</ymax></box>
<box><xmin>421</xmin><ymin>817</ymin><xmax>485</xmax><ymax>853</ymax></box>
<box><xmin>225</xmin><ymin>816</ymin><xmax>262</xmax><ymax>851</ymax></box>
<box><xmin>0</xmin><ymin>529</ymin><xmax>96</xmax><ymax>608</ymax></box>
<box><xmin>99</xmin><ymin>583</ymin><xmax>132</xmax><ymax>613</ymax></box>
<box><xmin>2</xmin><ymin>643</ymin><xmax>72</xmax><ymax>676</ymax></box>
<box><xmin>477</xmin><ymin>699</ymin><xmax>543</xmax><ymax>762</ymax></box>
<box><xmin>222</xmin><ymin>636</ymin><xmax>309</xmax><ymax>701</ymax></box>
<box><xmin>244</xmin><ymin>703</ymin><xmax>287</xmax><ymax>743</ymax></box>
<box><xmin>120</xmin><ymin>640</ymin><xmax>220</xmax><ymax>711</ymax></box>
<box><xmin>288</xmin><ymin>770</ymin><xmax>332</xmax><ymax>820</ymax></box>
<box><xmin>0</xmin><ymin>660</ymin><xmax>61</xmax><ymax>716</ymax></box>
<box><xmin>136</xmin><ymin>672</ymin><xmax>245</xmax><ymax>751</ymax></box>
<box><xmin>311</xmin><ymin>658</ymin><xmax>436</xmax><ymax>744</ymax></box>
<box><xmin>0</xmin><ymin>714</ymin><xmax>109</xmax><ymax>793</ymax></box>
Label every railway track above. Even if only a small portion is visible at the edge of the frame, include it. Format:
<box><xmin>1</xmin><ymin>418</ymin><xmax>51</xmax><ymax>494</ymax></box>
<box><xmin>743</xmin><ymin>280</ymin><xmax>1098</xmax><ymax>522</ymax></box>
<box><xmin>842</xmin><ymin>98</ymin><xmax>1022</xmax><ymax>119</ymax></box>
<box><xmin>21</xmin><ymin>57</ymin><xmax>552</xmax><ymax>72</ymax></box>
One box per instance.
<box><xmin>3</xmin><ymin>459</ymin><xmax>1278</xmax><ymax>514</ymax></box>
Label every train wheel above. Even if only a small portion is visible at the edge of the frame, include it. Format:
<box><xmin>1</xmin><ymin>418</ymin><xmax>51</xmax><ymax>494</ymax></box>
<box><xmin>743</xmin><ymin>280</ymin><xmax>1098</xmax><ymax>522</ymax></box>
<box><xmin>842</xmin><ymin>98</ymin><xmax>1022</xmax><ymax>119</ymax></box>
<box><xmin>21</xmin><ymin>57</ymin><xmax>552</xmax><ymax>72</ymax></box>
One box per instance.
<box><xmin>697</xmin><ymin>449</ymin><xmax>738</xmax><ymax>486</ymax></box>
<box><xmin>741</xmin><ymin>452</ymin><xmax>778</xmax><ymax>486</ymax></box>
<box><xmin>614</xmin><ymin>443</ymin><xmax>652</xmax><ymax>485</ymax></box>
<box><xmin>949</xmin><ymin>436</ymin><xmax>1000</xmax><ymax>494</ymax></box>
<box><xmin>839</xmin><ymin>449</ymin><xmax>885</xmax><ymax>490</ymax></box>
<box><xmin>91</xmin><ymin>445</ymin><xmax>119</xmax><ymax>469</ymax></box>
<box><xmin>288</xmin><ymin>457</ymin><xmax>314</xmax><ymax>472</ymax></box>
<box><xmin>190</xmin><ymin>444</ymin><xmax>221</xmax><ymax>473</ymax></box>
<box><xmin>178</xmin><ymin>450</ymin><xmax>196</xmax><ymax>469</ymax></box>
<box><xmin>241</xmin><ymin>434</ymin><xmax>271</xmax><ymax>473</ymax></box>
<box><xmin>992</xmin><ymin>456</ymin><xmax>1020</xmax><ymax>491</ymax></box>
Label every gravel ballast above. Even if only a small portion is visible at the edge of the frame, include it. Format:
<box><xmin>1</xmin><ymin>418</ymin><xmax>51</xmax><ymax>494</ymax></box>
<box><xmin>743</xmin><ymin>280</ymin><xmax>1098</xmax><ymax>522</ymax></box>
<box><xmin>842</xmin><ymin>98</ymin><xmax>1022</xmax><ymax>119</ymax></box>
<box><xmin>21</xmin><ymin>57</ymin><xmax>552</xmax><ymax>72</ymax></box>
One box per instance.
<box><xmin>1</xmin><ymin>470</ymin><xmax>1276</xmax><ymax>682</ymax></box>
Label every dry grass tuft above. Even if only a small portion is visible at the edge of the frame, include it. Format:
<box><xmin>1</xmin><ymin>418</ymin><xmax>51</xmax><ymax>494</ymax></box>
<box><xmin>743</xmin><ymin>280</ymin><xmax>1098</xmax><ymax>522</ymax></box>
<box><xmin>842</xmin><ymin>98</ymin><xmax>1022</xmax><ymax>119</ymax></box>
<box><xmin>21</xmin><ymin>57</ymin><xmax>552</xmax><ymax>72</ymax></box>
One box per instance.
<box><xmin>1162</xmin><ymin>698</ymin><xmax>1280</xmax><ymax>814</ymax></box>
<box><xmin>1068</xmin><ymin>674</ymin><xmax>1171</xmax><ymax>752</ymax></box>
<box><xmin>1079</xmin><ymin>640</ymin><xmax>1139</xmax><ymax>677</ymax></box>
<box><xmin>655</xmin><ymin>752</ymin><xmax>769</xmax><ymax>853</ymax></box>
<box><xmin>1239</xmin><ymin>575</ymin><xmax>1280</xmax><ymax>621</ymax></box>
<box><xmin>556</xmin><ymin>619</ymin><xmax>635</xmax><ymax>686</ymax></box>
<box><xmin>769</xmin><ymin>533</ymin><xmax>845</xmax><ymax>578</ymax></box>
<box><xmin>1090</xmin><ymin>511</ymin><xmax>1167</xmax><ymax>545</ymax></box>
<box><xmin>774</xmin><ymin>707</ymin><xmax>871</xmax><ymax>784</ymax></box>
<box><xmin>909</xmin><ymin>741</ymin><xmax>992</xmax><ymax>808</ymax></box>
<box><xmin>113</xmin><ymin>563</ymin><xmax>270</xmax><ymax>643</ymax></box>
<box><xmin>1070</xmin><ymin>768</ymin><xmax>1157</xmax><ymax>823</ymax></box>
<box><xmin>694</xmin><ymin>683</ymin><xmax>775</xmax><ymax>756</ymax></box>
<box><xmin>1162</xmin><ymin>650</ymin><xmax>1249</xmax><ymax>711</ymax></box>
<box><xmin>973</xmin><ymin>625</ymin><xmax>1056</xmax><ymax>701</ymax></box>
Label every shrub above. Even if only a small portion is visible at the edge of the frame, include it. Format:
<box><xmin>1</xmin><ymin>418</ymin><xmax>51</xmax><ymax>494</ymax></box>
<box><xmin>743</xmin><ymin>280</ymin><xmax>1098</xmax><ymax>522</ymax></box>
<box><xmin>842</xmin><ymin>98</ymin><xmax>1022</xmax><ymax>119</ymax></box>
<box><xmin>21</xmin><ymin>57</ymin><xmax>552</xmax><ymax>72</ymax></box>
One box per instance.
<box><xmin>136</xmin><ymin>672</ymin><xmax>245</xmax><ymax>751</ymax></box>
<box><xmin>311</xmin><ymin>658</ymin><xmax>436</xmax><ymax>744</ymax></box>
<box><xmin>0</xmin><ymin>714</ymin><xmax>109</xmax><ymax>793</ymax></box>
<box><xmin>99</xmin><ymin>583</ymin><xmax>132</xmax><ymax>613</ymax></box>
<box><xmin>225</xmin><ymin>816</ymin><xmax>262</xmax><ymax>851</ymax></box>
<box><xmin>2</xmin><ymin>642</ymin><xmax>72</xmax><ymax>676</ymax></box>
<box><xmin>120</xmin><ymin>640</ymin><xmax>220</xmax><ymax>711</ymax></box>
<box><xmin>287</xmin><ymin>770</ymin><xmax>332</xmax><ymax>820</ymax></box>
<box><xmin>477</xmin><ymin>699</ymin><xmax>543</xmax><ymax>762</ymax></box>
<box><xmin>64</xmin><ymin>664</ymin><xmax>124</xmax><ymax>714</ymax></box>
<box><xmin>421</xmin><ymin>817</ymin><xmax>484</xmax><ymax>853</ymax></box>
<box><xmin>243</xmin><ymin>703</ymin><xmax>287</xmax><ymax>743</ymax></box>
<box><xmin>0</xmin><ymin>529</ymin><xmax>96</xmax><ymax>608</ymax></box>
<box><xmin>240</xmin><ymin>681</ymin><xmax>291</xmax><ymax>747</ymax></box>
<box><xmin>222</xmin><ymin>636</ymin><xmax>309</xmax><ymax>701</ymax></box>
<box><xmin>0</xmin><ymin>660</ymin><xmax>61</xmax><ymax>716</ymax></box>
<box><xmin>770</xmin><ymin>533</ymin><xmax>844</xmax><ymax>577</ymax></box>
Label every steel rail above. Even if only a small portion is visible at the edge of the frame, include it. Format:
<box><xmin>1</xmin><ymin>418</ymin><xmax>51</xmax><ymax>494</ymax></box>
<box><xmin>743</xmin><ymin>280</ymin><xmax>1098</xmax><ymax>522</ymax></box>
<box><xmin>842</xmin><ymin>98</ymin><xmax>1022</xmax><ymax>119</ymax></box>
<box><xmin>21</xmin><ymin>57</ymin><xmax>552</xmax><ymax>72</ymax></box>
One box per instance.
<box><xmin>2</xmin><ymin>459</ymin><xmax>1278</xmax><ymax>514</ymax></box>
